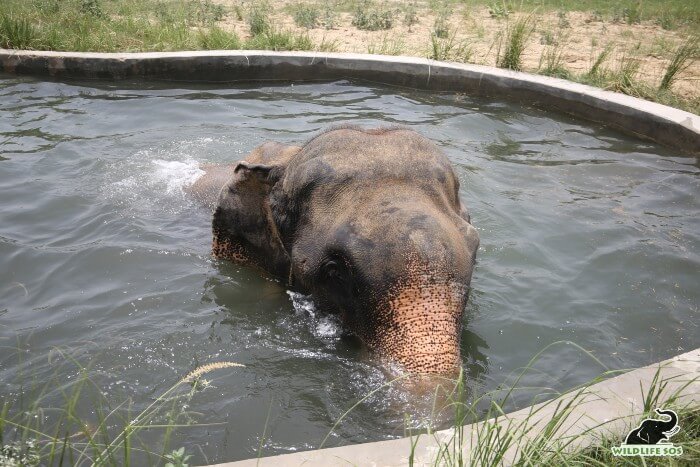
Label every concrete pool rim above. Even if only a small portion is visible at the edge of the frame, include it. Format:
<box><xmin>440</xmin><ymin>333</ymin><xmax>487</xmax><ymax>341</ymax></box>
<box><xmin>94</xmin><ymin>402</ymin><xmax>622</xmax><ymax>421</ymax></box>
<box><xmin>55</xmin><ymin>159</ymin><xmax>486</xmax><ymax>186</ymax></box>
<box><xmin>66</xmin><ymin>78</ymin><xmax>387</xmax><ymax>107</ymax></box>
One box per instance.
<box><xmin>1</xmin><ymin>49</ymin><xmax>698</xmax><ymax>155</ymax></box>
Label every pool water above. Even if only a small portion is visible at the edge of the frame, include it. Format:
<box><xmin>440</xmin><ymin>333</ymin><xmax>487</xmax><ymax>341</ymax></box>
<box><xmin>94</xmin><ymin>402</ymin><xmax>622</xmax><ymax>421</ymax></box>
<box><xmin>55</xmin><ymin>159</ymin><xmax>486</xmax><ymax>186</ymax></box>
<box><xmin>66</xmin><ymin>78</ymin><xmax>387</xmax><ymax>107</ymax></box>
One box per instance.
<box><xmin>1</xmin><ymin>76</ymin><xmax>698</xmax><ymax>464</ymax></box>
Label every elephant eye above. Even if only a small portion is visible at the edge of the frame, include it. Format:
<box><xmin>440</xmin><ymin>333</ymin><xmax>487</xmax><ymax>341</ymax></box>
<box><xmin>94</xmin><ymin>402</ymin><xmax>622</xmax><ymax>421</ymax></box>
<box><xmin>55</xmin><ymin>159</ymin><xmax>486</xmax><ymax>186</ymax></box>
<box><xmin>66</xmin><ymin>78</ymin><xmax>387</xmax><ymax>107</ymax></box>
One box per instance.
<box><xmin>323</xmin><ymin>260</ymin><xmax>343</xmax><ymax>281</ymax></box>
<box><xmin>320</xmin><ymin>257</ymin><xmax>351</xmax><ymax>285</ymax></box>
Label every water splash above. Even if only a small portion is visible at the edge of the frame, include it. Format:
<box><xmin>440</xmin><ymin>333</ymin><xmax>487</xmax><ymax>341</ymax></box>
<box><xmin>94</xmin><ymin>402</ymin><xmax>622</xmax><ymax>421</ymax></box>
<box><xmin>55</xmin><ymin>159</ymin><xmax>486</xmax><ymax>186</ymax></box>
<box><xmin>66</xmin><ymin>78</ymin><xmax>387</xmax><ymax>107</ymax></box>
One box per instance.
<box><xmin>151</xmin><ymin>159</ymin><xmax>205</xmax><ymax>195</ymax></box>
<box><xmin>106</xmin><ymin>138</ymin><xmax>212</xmax><ymax>216</ymax></box>
<box><xmin>287</xmin><ymin>290</ymin><xmax>317</xmax><ymax>318</ymax></box>
<box><xmin>286</xmin><ymin>291</ymin><xmax>342</xmax><ymax>340</ymax></box>
<box><xmin>112</xmin><ymin>156</ymin><xmax>204</xmax><ymax>198</ymax></box>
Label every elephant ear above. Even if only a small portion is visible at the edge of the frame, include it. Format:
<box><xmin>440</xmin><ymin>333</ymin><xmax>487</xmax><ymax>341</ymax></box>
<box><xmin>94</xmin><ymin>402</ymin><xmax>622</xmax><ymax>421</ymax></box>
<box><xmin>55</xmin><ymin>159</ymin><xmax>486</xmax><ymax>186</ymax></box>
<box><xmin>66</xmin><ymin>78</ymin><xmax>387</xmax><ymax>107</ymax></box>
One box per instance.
<box><xmin>212</xmin><ymin>147</ymin><xmax>296</xmax><ymax>279</ymax></box>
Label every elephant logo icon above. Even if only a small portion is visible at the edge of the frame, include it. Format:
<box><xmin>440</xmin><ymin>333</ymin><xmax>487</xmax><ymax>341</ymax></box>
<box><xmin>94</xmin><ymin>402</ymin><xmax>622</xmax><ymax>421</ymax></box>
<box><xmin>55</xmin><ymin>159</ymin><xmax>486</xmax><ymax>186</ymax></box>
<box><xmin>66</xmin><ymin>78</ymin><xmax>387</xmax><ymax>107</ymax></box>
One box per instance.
<box><xmin>624</xmin><ymin>408</ymin><xmax>680</xmax><ymax>445</ymax></box>
<box><xmin>612</xmin><ymin>408</ymin><xmax>683</xmax><ymax>457</ymax></box>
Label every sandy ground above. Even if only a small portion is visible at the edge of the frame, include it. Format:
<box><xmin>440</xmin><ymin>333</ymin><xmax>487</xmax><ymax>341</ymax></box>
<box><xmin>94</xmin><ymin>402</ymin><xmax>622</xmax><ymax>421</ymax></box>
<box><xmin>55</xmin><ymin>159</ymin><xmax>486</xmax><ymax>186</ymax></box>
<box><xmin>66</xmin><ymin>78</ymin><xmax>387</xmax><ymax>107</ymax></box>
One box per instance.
<box><xmin>213</xmin><ymin>1</ymin><xmax>699</xmax><ymax>102</ymax></box>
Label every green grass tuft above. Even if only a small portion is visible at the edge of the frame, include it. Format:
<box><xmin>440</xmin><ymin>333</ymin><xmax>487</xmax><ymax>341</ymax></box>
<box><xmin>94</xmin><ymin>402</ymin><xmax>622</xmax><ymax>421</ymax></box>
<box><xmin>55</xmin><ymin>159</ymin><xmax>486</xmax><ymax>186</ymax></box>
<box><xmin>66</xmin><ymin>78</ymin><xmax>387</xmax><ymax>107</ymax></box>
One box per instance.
<box><xmin>610</xmin><ymin>52</ymin><xmax>642</xmax><ymax>95</ymax></box>
<box><xmin>248</xmin><ymin>0</ymin><xmax>271</xmax><ymax>36</ymax></box>
<box><xmin>245</xmin><ymin>29</ymin><xmax>314</xmax><ymax>52</ymax></box>
<box><xmin>403</xmin><ymin>1</ymin><xmax>419</xmax><ymax>30</ymax></box>
<box><xmin>660</xmin><ymin>36</ymin><xmax>699</xmax><ymax>90</ymax></box>
<box><xmin>0</xmin><ymin>14</ymin><xmax>38</xmax><ymax>50</ymax></box>
<box><xmin>368</xmin><ymin>34</ymin><xmax>406</xmax><ymax>56</ymax></box>
<box><xmin>588</xmin><ymin>43</ymin><xmax>615</xmax><ymax>77</ymax></box>
<box><xmin>352</xmin><ymin>0</ymin><xmax>393</xmax><ymax>31</ymax></box>
<box><xmin>538</xmin><ymin>31</ymin><xmax>571</xmax><ymax>79</ymax></box>
<box><xmin>497</xmin><ymin>14</ymin><xmax>535</xmax><ymax>71</ymax></box>
<box><xmin>198</xmin><ymin>27</ymin><xmax>241</xmax><ymax>50</ymax></box>
<box><xmin>429</xmin><ymin>30</ymin><xmax>472</xmax><ymax>62</ymax></box>
<box><xmin>432</xmin><ymin>1</ymin><xmax>453</xmax><ymax>39</ymax></box>
<box><xmin>291</xmin><ymin>3</ymin><xmax>320</xmax><ymax>29</ymax></box>
<box><xmin>489</xmin><ymin>1</ymin><xmax>512</xmax><ymax>19</ymax></box>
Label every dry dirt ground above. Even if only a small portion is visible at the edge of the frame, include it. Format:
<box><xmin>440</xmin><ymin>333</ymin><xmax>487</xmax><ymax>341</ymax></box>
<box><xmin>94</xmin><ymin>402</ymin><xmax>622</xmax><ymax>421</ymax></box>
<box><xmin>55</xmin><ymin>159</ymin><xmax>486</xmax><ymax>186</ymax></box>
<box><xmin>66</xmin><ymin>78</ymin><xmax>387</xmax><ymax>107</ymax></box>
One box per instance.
<box><xmin>213</xmin><ymin>1</ymin><xmax>699</xmax><ymax>103</ymax></box>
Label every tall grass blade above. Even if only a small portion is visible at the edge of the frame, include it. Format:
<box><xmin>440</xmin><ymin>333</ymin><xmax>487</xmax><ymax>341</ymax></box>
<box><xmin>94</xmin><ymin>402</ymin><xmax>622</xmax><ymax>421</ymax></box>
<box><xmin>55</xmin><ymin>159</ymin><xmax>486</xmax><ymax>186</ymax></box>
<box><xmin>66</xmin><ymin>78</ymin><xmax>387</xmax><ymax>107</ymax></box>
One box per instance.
<box><xmin>497</xmin><ymin>13</ymin><xmax>535</xmax><ymax>71</ymax></box>
<box><xmin>659</xmin><ymin>36</ymin><xmax>699</xmax><ymax>90</ymax></box>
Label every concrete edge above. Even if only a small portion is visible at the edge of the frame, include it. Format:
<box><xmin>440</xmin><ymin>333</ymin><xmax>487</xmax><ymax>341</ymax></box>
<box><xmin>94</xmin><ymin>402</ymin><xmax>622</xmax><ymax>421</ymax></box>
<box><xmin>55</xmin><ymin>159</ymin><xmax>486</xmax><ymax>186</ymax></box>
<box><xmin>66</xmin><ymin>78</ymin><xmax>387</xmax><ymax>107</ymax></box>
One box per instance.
<box><xmin>1</xmin><ymin>50</ymin><xmax>698</xmax><ymax>154</ymax></box>
<box><xmin>213</xmin><ymin>348</ymin><xmax>700</xmax><ymax>466</ymax></box>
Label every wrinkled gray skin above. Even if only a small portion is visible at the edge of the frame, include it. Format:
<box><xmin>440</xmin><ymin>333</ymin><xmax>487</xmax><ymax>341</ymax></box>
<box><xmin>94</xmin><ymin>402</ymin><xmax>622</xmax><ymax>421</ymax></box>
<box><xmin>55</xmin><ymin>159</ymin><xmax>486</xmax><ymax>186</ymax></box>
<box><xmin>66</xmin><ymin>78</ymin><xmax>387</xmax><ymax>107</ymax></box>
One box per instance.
<box><xmin>189</xmin><ymin>126</ymin><xmax>479</xmax><ymax>375</ymax></box>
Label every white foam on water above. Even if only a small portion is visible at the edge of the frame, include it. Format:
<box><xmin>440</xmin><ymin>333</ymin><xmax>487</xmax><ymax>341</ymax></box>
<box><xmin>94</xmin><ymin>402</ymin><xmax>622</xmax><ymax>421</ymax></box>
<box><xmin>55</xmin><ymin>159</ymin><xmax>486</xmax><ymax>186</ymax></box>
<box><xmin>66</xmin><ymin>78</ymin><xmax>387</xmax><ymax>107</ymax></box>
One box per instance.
<box><xmin>106</xmin><ymin>138</ymin><xmax>216</xmax><ymax>216</ymax></box>
<box><xmin>151</xmin><ymin>159</ymin><xmax>205</xmax><ymax>195</ymax></box>
<box><xmin>315</xmin><ymin>317</ymin><xmax>339</xmax><ymax>338</ymax></box>
<box><xmin>286</xmin><ymin>291</ymin><xmax>342</xmax><ymax>339</ymax></box>
<box><xmin>287</xmin><ymin>291</ymin><xmax>317</xmax><ymax>318</ymax></box>
<box><xmin>112</xmin><ymin>155</ymin><xmax>204</xmax><ymax>198</ymax></box>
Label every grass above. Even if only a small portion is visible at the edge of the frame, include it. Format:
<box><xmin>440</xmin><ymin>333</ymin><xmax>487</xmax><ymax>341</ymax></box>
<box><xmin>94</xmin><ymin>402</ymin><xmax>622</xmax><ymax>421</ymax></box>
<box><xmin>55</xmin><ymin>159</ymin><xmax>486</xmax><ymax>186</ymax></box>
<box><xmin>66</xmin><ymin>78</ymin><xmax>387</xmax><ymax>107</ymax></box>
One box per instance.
<box><xmin>367</xmin><ymin>34</ymin><xmax>406</xmax><ymax>56</ymax></box>
<box><xmin>0</xmin><ymin>0</ymin><xmax>330</xmax><ymax>53</ymax></box>
<box><xmin>497</xmin><ymin>13</ymin><xmax>535</xmax><ymax>71</ymax></box>
<box><xmin>351</xmin><ymin>0</ymin><xmax>394</xmax><ymax>31</ymax></box>
<box><xmin>198</xmin><ymin>27</ymin><xmax>241</xmax><ymax>50</ymax></box>
<box><xmin>538</xmin><ymin>32</ymin><xmax>571</xmax><ymax>78</ymax></box>
<box><xmin>246</xmin><ymin>29</ymin><xmax>314</xmax><ymax>52</ymax></box>
<box><xmin>248</xmin><ymin>0</ymin><xmax>272</xmax><ymax>36</ymax></box>
<box><xmin>476</xmin><ymin>0</ymin><xmax>699</xmax><ymax>29</ymax></box>
<box><xmin>611</xmin><ymin>52</ymin><xmax>643</xmax><ymax>95</ymax></box>
<box><xmin>660</xmin><ymin>36</ymin><xmax>700</xmax><ymax>90</ymax></box>
<box><xmin>291</xmin><ymin>2</ymin><xmax>320</xmax><ymax>29</ymax></box>
<box><xmin>488</xmin><ymin>1</ymin><xmax>512</xmax><ymax>19</ymax></box>
<box><xmin>395</xmin><ymin>341</ymin><xmax>700</xmax><ymax>466</ymax></box>
<box><xmin>588</xmin><ymin>43</ymin><xmax>615</xmax><ymax>77</ymax></box>
<box><xmin>429</xmin><ymin>30</ymin><xmax>472</xmax><ymax>62</ymax></box>
<box><xmin>0</xmin><ymin>0</ymin><xmax>697</xmax><ymax>113</ymax></box>
<box><xmin>3</xmin><ymin>341</ymin><xmax>697</xmax><ymax>465</ymax></box>
<box><xmin>0</xmin><ymin>347</ymin><xmax>244</xmax><ymax>466</ymax></box>
<box><xmin>0</xmin><ymin>15</ymin><xmax>35</xmax><ymax>50</ymax></box>
<box><xmin>403</xmin><ymin>1</ymin><xmax>419</xmax><ymax>31</ymax></box>
<box><xmin>432</xmin><ymin>0</ymin><xmax>453</xmax><ymax>39</ymax></box>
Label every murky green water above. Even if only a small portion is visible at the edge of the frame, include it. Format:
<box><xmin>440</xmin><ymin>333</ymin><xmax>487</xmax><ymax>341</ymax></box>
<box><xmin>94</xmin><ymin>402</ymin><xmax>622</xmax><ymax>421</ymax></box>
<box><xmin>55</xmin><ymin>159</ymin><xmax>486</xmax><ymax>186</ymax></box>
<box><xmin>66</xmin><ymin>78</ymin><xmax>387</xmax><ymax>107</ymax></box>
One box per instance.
<box><xmin>1</xmin><ymin>76</ymin><xmax>698</xmax><ymax>464</ymax></box>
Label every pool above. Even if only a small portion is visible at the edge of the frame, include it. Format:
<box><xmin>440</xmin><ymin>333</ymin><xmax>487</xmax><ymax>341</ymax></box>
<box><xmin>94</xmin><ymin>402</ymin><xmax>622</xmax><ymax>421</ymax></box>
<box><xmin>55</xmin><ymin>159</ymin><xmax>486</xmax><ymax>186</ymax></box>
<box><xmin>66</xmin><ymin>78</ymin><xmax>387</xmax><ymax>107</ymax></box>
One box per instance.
<box><xmin>1</xmin><ymin>76</ymin><xmax>698</xmax><ymax>464</ymax></box>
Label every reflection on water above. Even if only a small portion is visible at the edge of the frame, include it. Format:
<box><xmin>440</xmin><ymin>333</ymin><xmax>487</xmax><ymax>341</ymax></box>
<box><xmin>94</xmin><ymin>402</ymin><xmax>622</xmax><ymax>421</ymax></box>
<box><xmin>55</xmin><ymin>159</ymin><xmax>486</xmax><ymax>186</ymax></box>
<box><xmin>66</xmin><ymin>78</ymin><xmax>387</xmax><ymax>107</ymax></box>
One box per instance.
<box><xmin>0</xmin><ymin>76</ymin><xmax>698</xmax><ymax>464</ymax></box>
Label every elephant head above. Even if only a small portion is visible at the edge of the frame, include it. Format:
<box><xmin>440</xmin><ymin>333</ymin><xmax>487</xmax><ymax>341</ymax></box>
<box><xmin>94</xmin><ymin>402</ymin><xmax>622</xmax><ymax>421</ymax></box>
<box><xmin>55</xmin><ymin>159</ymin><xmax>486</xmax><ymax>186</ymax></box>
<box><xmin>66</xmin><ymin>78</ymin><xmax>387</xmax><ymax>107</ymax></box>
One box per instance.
<box><xmin>625</xmin><ymin>408</ymin><xmax>679</xmax><ymax>445</ymax></box>
<box><xmin>202</xmin><ymin>126</ymin><xmax>479</xmax><ymax>375</ymax></box>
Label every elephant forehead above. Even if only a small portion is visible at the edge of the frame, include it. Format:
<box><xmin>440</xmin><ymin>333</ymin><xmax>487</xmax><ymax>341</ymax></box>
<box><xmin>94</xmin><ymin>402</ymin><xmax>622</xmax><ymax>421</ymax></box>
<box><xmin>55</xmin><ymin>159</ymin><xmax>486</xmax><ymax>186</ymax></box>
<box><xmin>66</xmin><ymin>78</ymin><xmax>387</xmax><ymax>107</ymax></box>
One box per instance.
<box><xmin>303</xmin><ymin>189</ymin><xmax>460</xmax><ymax>244</ymax></box>
<box><xmin>284</xmin><ymin>129</ymin><xmax>456</xmax><ymax>194</ymax></box>
<box><xmin>283</xmin><ymin>160</ymin><xmax>454</xmax><ymax>202</ymax></box>
<box><xmin>287</xmin><ymin>171</ymin><xmax>459</xmax><ymax>233</ymax></box>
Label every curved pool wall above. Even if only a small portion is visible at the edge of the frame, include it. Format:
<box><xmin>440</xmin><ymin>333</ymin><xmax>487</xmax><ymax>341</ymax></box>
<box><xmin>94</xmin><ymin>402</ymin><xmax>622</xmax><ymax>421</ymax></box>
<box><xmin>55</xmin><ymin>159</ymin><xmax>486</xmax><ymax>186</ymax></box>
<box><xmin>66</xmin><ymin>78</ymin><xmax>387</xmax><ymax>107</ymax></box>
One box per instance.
<box><xmin>1</xmin><ymin>49</ymin><xmax>699</xmax><ymax>154</ymax></box>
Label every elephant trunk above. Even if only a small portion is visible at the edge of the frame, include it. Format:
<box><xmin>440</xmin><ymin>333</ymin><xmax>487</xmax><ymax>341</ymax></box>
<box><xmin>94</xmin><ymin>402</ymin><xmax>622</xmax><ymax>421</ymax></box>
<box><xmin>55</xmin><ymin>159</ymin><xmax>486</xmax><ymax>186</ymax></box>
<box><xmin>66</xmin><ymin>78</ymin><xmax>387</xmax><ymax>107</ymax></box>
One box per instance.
<box><xmin>656</xmin><ymin>409</ymin><xmax>678</xmax><ymax>431</ymax></box>
<box><xmin>369</xmin><ymin>279</ymin><xmax>466</xmax><ymax>375</ymax></box>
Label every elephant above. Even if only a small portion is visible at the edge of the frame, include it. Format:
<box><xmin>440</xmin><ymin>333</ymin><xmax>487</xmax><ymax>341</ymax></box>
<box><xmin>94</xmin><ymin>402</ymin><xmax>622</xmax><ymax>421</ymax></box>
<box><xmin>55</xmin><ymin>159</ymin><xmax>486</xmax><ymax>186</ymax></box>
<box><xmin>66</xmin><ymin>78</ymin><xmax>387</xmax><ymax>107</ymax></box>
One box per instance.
<box><xmin>624</xmin><ymin>408</ymin><xmax>680</xmax><ymax>445</ymax></box>
<box><xmin>189</xmin><ymin>125</ymin><xmax>480</xmax><ymax>375</ymax></box>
